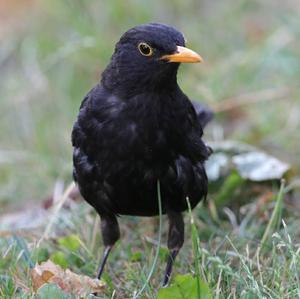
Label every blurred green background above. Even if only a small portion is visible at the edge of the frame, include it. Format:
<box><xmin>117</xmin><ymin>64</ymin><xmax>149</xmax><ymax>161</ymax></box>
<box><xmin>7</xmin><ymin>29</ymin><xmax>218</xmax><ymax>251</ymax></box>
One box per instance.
<box><xmin>1</xmin><ymin>1</ymin><xmax>300</xmax><ymax>298</ymax></box>
<box><xmin>0</xmin><ymin>0</ymin><xmax>299</xmax><ymax>210</ymax></box>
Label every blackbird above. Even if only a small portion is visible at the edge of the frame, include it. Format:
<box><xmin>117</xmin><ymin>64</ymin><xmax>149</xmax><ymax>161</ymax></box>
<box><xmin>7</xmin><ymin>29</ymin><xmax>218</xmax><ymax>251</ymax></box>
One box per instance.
<box><xmin>72</xmin><ymin>23</ymin><xmax>212</xmax><ymax>286</ymax></box>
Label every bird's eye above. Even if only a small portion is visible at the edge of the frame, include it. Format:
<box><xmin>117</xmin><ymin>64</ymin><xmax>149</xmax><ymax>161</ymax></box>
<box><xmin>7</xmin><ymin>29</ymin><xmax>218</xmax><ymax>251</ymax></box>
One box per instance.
<box><xmin>138</xmin><ymin>42</ymin><xmax>153</xmax><ymax>56</ymax></box>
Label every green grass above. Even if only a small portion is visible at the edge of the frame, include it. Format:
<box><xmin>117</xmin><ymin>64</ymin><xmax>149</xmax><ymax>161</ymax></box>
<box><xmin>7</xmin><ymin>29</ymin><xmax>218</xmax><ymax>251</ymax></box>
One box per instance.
<box><xmin>1</xmin><ymin>0</ymin><xmax>300</xmax><ymax>298</ymax></box>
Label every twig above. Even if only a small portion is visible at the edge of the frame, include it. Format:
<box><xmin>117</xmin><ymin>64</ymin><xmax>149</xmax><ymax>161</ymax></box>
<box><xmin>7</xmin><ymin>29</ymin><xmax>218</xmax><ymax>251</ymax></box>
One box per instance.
<box><xmin>37</xmin><ymin>181</ymin><xmax>76</xmax><ymax>247</ymax></box>
<box><xmin>213</xmin><ymin>87</ymin><xmax>291</xmax><ymax>113</ymax></box>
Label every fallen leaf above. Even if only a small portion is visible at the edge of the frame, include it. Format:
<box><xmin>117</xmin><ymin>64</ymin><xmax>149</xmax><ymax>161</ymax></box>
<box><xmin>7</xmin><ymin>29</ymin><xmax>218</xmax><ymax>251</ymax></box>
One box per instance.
<box><xmin>232</xmin><ymin>151</ymin><xmax>290</xmax><ymax>181</ymax></box>
<box><xmin>205</xmin><ymin>152</ymin><xmax>230</xmax><ymax>181</ymax></box>
<box><xmin>31</xmin><ymin>260</ymin><xmax>105</xmax><ymax>296</ymax></box>
<box><xmin>206</xmin><ymin>141</ymin><xmax>291</xmax><ymax>182</ymax></box>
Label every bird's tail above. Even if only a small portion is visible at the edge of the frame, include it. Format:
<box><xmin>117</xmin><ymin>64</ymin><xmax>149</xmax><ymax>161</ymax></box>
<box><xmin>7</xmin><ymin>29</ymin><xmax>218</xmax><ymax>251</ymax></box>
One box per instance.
<box><xmin>191</xmin><ymin>100</ymin><xmax>214</xmax><ymax>129</ymax></box>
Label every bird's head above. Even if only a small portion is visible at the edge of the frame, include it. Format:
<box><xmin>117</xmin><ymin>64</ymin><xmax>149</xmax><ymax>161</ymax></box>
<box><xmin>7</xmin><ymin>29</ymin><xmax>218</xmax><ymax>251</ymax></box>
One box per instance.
<box><xmin>101</xmin><ymin>23</ymin><xmax>203</xmax><ymax>97</ymax></box>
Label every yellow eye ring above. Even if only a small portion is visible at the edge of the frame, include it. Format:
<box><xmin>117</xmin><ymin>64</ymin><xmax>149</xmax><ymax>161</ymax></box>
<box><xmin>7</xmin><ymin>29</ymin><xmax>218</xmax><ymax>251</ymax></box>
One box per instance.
<box><xmin>138</xmin><ymin>42</ymin><xmax>153</xmax><ymax>57</ymax></box>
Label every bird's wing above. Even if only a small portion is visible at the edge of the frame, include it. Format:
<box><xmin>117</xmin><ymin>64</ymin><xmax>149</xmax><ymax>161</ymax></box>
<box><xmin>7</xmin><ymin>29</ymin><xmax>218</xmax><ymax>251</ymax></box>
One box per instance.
<box><xmin>191</xmin><ymin>100</ymin><xmax>214</xmax><ymax>129</ymax></box>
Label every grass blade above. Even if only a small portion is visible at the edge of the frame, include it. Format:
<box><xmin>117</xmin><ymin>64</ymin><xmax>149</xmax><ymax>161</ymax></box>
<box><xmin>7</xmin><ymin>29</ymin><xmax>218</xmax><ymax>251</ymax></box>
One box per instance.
<box><xmin>186</xmin><ymin>197</ymin><xmax>201</xmax><ymax>299</ymax></box>
<box><xmin>132</xmin><ymin>180</ymin><xmax>163</xmax><ymax>299</ymax></box>
<box><xmin>258</xmin><ymin>179</ymin><xmax>285</xmax><ymax>255</ymax></box>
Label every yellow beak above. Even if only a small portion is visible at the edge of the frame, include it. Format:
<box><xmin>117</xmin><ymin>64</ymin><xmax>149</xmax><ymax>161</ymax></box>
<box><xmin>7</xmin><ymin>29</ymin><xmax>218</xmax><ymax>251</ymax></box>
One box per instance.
<box><xmin>160</xmin><ymin>46</ymin><xmax>203</xmax><ymax>63</ymax></box>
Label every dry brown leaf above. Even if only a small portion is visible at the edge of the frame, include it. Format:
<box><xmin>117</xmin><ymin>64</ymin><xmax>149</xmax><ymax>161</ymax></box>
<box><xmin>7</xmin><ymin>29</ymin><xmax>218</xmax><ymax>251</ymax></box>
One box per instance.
<box><xmin>31</xmin><ymin>260</ymin><xmax>105</xmax><ymax>296</ymax></box>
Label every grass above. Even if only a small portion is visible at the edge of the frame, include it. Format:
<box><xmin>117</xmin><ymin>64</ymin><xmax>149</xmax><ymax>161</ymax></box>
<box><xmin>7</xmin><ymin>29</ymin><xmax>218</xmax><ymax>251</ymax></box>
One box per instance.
<box><xmin>1</xmin><ymin>0</ymin><xmax>300</xmax><ymax>298</ymax></box>
<box><xmin>132</xmin><ymin>181</ymin><xmax>163</xmax><ymax>299</ymax></box>
<box><xmin>1</xmin><ymin>189</ymin><xmax>299</xmax><ymax>298</ymax></box>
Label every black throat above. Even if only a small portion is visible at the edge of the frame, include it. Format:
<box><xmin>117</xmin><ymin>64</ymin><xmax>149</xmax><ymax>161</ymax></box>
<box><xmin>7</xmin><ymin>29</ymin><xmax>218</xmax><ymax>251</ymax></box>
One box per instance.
<box><xmin>101</xmin><ymin>55</ymin><xmax>180</xmax><ymax>99</ymax></box>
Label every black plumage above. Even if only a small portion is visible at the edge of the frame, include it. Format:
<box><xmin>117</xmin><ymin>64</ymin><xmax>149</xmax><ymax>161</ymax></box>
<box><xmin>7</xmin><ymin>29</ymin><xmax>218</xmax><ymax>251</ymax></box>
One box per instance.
<box><xmin>72</xmin><ymin>23</ymin><xmax>212</xmax><ymax>286</ymax></box>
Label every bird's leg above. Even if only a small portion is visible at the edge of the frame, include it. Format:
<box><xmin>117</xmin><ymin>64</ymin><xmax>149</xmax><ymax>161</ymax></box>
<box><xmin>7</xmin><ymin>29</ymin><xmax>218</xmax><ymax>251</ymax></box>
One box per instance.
<box><xmin>96</xmin><ymin>214</ymin><xmax>120</xmax><ymax>280</ymax></box>
<box><xmin>97</xmin><ymin>246</ymin><xmax>112</xmax><ymax>279</ymax></box>
<box><xmin>162</xmin><ymin>211</ymin><xmax>184</xmax><ymax>287</ymax></box>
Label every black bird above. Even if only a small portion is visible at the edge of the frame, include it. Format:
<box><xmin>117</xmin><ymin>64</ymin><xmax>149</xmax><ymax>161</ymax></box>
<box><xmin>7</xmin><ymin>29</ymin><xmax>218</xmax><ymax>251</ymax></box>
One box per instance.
<box><xmin>72</xmin><ymin>23</ymin><xmax>212</xmax><ymax>286</ymax></box>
